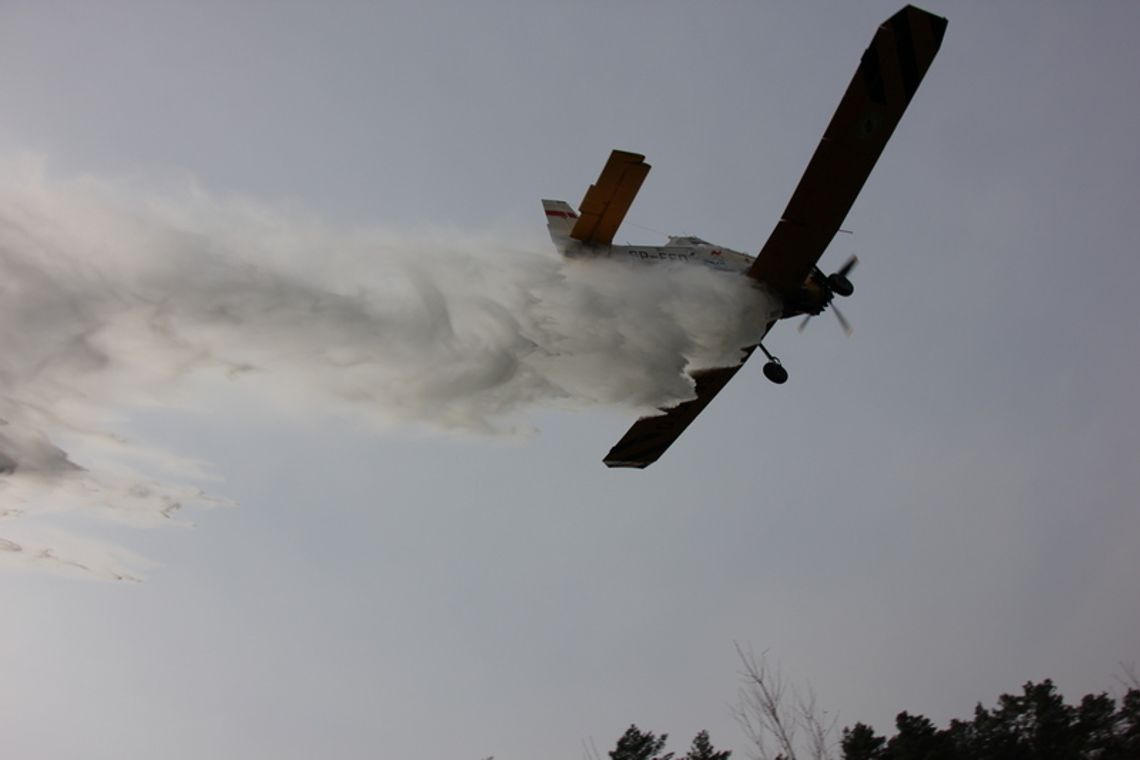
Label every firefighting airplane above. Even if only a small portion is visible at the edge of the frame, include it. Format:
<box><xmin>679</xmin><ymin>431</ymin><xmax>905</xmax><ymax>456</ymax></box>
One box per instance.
<box><xmin>540</xmin><ymin>4</ymin><xmax>943</xmax><ymax>469</ymax></box>
<box><xmin>542</xmin><ymin>5</ymin><xmax>947</xmax><ymax>468</ymax></box>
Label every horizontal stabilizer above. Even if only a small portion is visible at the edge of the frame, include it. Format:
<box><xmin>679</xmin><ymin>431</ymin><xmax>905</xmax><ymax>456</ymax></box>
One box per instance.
<box><xmin>571</xmin><ymin>150</ymin><xmax>650</xmax><ymax>246</ymax></box>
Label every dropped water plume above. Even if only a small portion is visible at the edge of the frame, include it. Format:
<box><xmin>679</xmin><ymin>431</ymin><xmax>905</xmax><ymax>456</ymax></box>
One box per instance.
<box><xmin>0</xmin><ymin>156</ymin><xmax>777</xmax><ymax>577</ymax></box>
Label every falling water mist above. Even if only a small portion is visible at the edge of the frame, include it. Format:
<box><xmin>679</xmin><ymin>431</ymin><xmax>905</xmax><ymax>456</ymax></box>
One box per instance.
<box><xmin>0</xmin><ymin>156</ymin><xmax>778</xmax><ymax>578</ymax></box>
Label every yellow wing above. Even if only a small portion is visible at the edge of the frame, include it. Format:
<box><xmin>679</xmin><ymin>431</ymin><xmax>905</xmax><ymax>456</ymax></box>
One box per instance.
<box><xmin>603</xmin><ymin>6</ymin><xmax>947</xmax><ymax>469</ymax></box>
<box><xmin>748</xmin><ymin>5</ymin><xmax>948</xmax><ymax>294</ymax></box>
<box><xmin>570</xmin><ymin>150</ymin><xmax>651</xmax><ymax>245</ymax></box>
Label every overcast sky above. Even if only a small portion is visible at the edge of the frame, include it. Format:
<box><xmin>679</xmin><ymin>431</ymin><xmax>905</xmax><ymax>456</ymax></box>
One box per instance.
<box><xmin>2</xmin><ymin>2</ymin><xmax>1139</xmax><ymax>759</ymax></box>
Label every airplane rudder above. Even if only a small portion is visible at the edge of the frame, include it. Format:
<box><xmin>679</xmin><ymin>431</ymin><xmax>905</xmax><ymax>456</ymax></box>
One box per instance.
<box><xmin>542</xmin><ymin>199</ymin><xmax>579</xmax><ymax>254</ymax></box>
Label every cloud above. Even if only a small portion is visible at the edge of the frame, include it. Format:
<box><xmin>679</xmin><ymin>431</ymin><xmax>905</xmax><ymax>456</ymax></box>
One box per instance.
<box><xmin>0</xmin><ymin>154</ymin><xmax>777</xmax><ymax>577</ymax></box>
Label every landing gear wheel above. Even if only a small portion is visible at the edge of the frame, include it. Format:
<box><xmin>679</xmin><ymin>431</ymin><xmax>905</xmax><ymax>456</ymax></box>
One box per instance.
<box><xmin>827</xmin><ymin>273</ymin><xmax>854</xmax><ymax>297</ymax></box>
<box><xmin>762</xmin><ymin>360</ymin><xmax>788</xmax><ymax>385</ymax></box>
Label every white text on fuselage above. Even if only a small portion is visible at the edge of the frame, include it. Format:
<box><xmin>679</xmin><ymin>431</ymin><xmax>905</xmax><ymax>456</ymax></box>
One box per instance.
<box><xmin>625</xmin><ymin>248</ymin><xmax>696</xmax><ymax>263</ymax></box>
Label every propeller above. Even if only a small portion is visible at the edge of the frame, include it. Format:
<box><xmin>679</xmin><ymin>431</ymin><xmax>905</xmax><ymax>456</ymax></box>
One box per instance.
<box><xmin>797</xmin><ymin>307</ymin><xmax>853</xmax><ymax>335</ymax></box>
<box><xmin>831</xmin><ymin>303</ymin><xmax>854</xmax><ymax>335</ymax></box>
<box><xmin>837</xmin><ymin>254</ymin><xmax>859</xmax><ymax>279</ymax></box>
<box><xmin>797</xmin><ymin>254</ymin><xmax>859</xmax><ymax>335</ymax></box>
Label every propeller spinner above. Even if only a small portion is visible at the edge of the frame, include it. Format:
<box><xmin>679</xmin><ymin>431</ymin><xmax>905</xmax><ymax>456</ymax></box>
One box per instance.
<box><xmin>798</xmin><ymin>254</ymin><xmax>858</xmax><ymax>335</ymax></box>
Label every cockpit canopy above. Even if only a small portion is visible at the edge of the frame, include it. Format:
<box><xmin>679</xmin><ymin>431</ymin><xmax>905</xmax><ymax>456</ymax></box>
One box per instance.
<box><xmin>666</xmin><ymin>235</ymin><xmax>710</xmax><ymax>247</ymax></box>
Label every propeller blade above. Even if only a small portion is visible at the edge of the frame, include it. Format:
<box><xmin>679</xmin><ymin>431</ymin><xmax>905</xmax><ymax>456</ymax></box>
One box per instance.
<box><xmin>832</xmin><ymin>303</ymin><xmax>853</xmax><ymax>335</ymax></box>
<box><xmin>797</xmin><ymin>314</ymin><xmax>813</xmax><ymax>333</ymax></box>
<box><xmin>838</xmin><ymin>254</ymin><xmax>859</xmax><ymax>278</ymax></box>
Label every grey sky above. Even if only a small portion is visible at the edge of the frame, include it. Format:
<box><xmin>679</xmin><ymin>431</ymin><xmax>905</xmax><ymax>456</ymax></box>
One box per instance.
<box><xmin>2</xmin><ymin>2</ymin><xmax>1139</xmax><ymax>759</ymax></box>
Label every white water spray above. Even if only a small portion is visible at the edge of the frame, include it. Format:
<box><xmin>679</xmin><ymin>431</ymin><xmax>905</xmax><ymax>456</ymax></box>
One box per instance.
<box><xmin>0</xmin><ymin>156</ymin><xmax>778</xmax><ymax>577</ymax></box>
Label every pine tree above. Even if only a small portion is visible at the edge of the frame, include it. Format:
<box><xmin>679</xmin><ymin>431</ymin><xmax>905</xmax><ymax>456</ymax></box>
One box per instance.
<box><xmin>610</xmin><ymin>725</ymin><xmax>674</xmax><ymax>760</ymax></box>
<box><xmin>883</xmin><ymin>711</ymin><xmax>951</xmax><ymax>760</ymax></box>
<box><xmin>685</xmin><ymin>730</ymin><xmax>732</xmax><ymax>760</ymax></box>
<box><xmin>841</xmin><ymin>723</ymin><xmax>884</xmax><ymax>760</ymax></box>
<box><xmin>838</xmin><ymin>680</ymin><xmax>1140</xmax><ymax>760</ymax></box>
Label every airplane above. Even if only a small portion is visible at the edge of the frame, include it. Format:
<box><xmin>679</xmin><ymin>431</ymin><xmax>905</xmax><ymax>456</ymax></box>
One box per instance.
<box><xmin>542</xmin><ymin>5</ymin><xmax>947</xmax><ymax>469</ymax></box>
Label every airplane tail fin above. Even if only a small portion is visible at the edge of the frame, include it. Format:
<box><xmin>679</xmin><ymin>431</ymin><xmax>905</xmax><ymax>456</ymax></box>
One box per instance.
<box><xmin>542</xmin><ymin>199</ymin><xmax>579</xmax><ymax>256</ymax></box>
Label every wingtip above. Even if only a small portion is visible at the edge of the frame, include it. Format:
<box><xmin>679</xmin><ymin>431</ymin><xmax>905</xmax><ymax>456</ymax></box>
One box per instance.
<box><xmin>930</xmin><ymin>13</ymin><xmax>948</xmax><ymax>48</ymax></box>
<box><xmin>603</xmin><ymin>458</ymin><xmax>654</xmax><ymax>469</ymax></box>
<box><xmin>897</xmin><ymin>5</ymin><xmax>949</xmax><ymax>49</ymax></box>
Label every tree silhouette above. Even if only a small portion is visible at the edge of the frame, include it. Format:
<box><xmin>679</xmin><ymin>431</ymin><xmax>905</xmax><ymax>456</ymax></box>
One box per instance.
<box><xmin>837</xmin><ymin>679</ymin><xmax>1140</xmax><ymax>760</ymax></box>
<box><xmin>841</xmin><ymin>723</ymin><xmax>884</xmax><ymax>760</ymax></box>
<box><xmin>685</xmin><ymin>730</ymin><xmax>732</xmax><ymax>760</ymax></box>
<box><xmin>601</xmin><ymin>726</ymin><xmax>732</xmax><ymax>760</ymax></box>
<box><xmin>609</xmin><ymin>725</ymin><xmax>674</xmax><ymax>760</ymax></box>
<box><xmin>602</xmin><ymin>669</ymin><xmax>1140</xmax><ymax>760</ymax></box>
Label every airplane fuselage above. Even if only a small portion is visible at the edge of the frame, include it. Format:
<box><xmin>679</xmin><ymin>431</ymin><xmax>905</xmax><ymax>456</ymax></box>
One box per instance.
<box><xmin>540</xmin><ymin>3</ymin><xmax>947</xmax><ymax>467</ymax></box>
<box><xmin>561</xmin><ymin>236</ymin><xmax>755</xmax><ymax>274</ymax></box>
<box><xmin>561</xmin><ymin>237</ymin><xmax>835</xmax><ymax>320</ymax></box>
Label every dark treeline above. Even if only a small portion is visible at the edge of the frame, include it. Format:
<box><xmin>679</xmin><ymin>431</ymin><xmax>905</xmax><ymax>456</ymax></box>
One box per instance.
<box><xmin>841</xmin><ymin>679</ymin><xmax>1139</xmax><ymax>760</ymax></box>
<box><xmin>602</xmin><ymin>678</ymin><xmax>1139</xmax><ymax>760</ymax></box>
<box><xmin>604</xmin><ymin>726</ymin><xmax>731</xmax><ymax>760</ymax></box>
